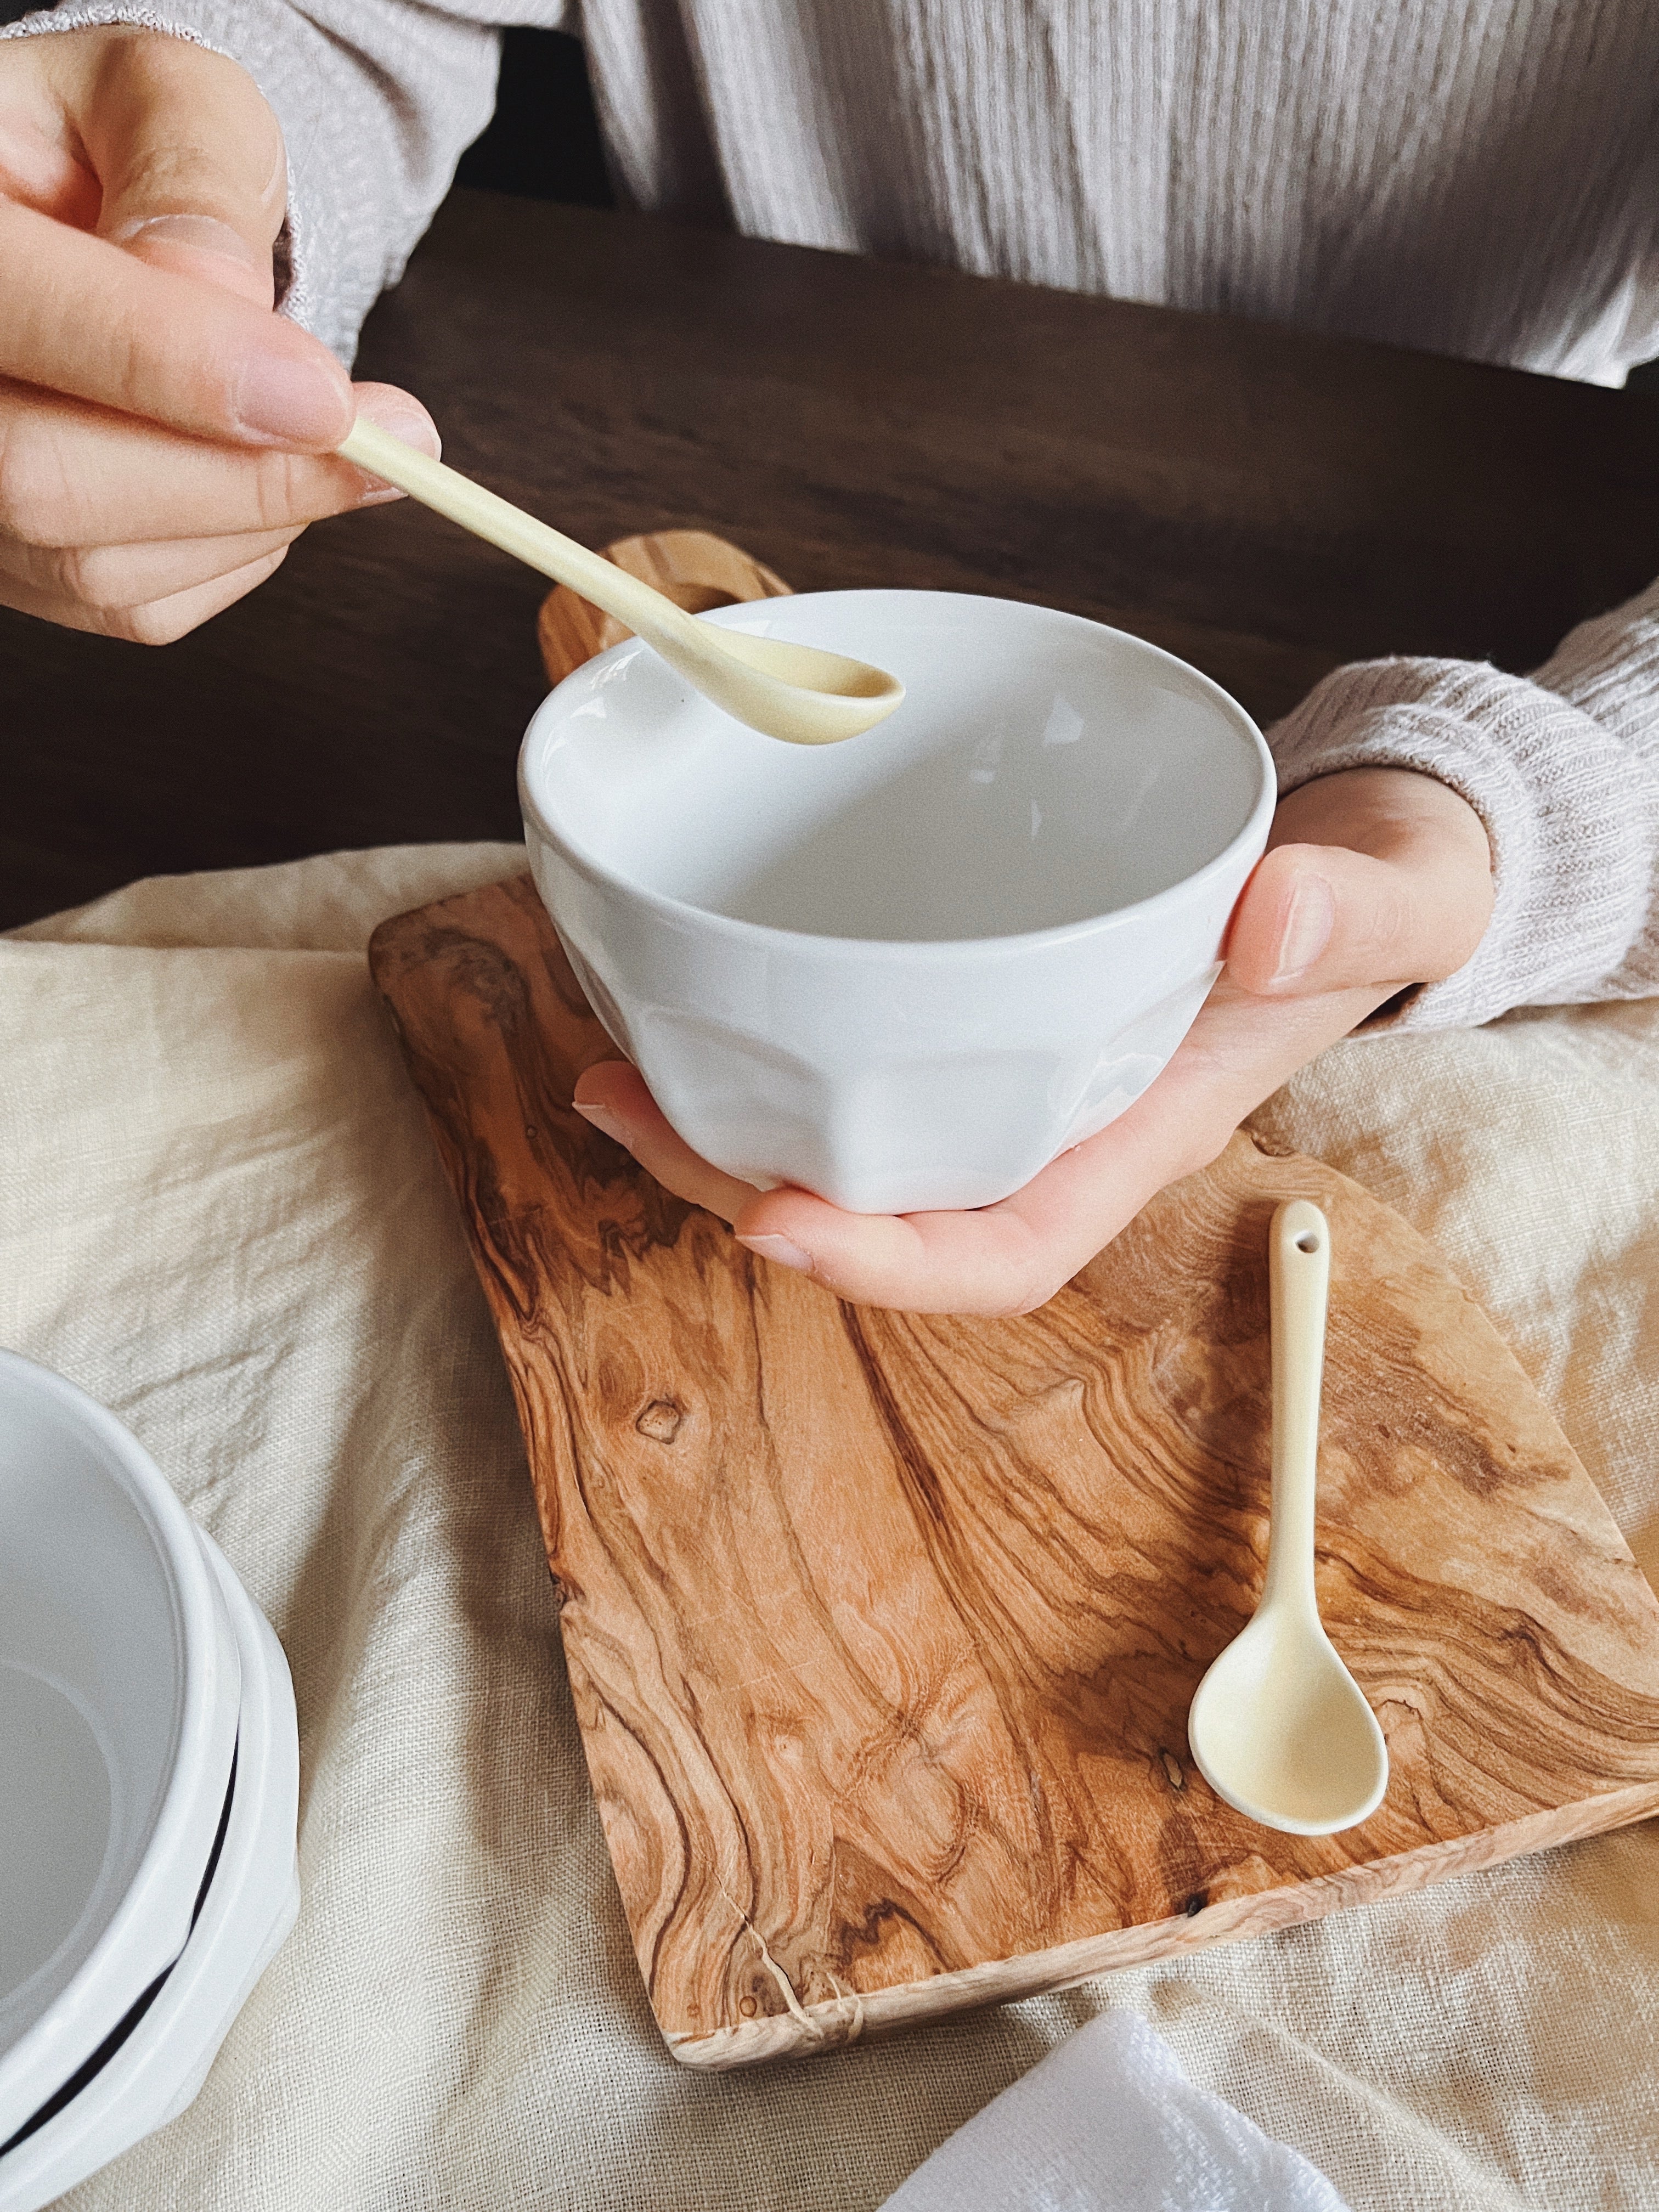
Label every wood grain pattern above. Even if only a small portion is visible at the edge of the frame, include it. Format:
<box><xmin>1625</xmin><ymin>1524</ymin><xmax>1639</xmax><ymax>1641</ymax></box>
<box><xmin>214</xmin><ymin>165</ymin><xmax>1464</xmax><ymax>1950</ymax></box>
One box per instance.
<box><xmin>370</xmin><ymin>875</ymin><xmax>1659</xmax><ymax>2069</ymax></box>
<box><xmin>538</xmin><ymin>528</ymin><xmax>791</xmax><ymax>687</ymax></box>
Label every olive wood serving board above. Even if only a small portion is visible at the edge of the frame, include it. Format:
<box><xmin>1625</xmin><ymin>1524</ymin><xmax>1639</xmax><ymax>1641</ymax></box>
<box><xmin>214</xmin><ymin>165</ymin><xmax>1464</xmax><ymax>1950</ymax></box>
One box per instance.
<box><xmin>370</xmin><ymin>871</ymin><xmax>1659</xmax><ymax>2070</ymax></box>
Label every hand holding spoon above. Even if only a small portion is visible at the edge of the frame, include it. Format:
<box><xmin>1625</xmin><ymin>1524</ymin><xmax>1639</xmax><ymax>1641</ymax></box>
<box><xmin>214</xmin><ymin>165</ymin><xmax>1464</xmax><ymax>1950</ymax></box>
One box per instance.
<box><xmin>338</xmin><ymin>419</ymin><xmax>903</xmax><ymax>745</ymax></box>
<box><xmin>1187</xmin><ymin>1200</ymin><xmax>1389</xmax><ymax>1835</ymax></box>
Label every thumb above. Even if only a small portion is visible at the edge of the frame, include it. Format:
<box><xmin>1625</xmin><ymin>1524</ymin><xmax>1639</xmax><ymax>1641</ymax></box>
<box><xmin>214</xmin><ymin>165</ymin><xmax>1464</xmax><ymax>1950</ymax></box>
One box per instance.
<box><xmin>75</xmin><ymin>32</ymin><xmax>287</xmax><ymax>306</ymax></box>
<box><xmin>1225</xmin><ymin>837</ymin><xmax>1492</xmax><ymax>999</ymax></box>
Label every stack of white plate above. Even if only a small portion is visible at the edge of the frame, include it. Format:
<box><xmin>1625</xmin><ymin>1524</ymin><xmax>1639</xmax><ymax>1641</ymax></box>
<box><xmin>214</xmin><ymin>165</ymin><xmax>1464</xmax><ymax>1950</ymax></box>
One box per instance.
<box><xmin>0</xmin><ymin>1351</ymin><xmax>300</xmax><ymax>2212</ymax></box>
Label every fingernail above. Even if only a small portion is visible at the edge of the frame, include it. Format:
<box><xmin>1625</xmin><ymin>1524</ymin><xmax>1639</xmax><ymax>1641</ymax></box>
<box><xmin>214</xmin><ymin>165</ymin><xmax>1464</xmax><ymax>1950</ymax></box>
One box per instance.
<box><xmin>573</xmin><ymin>1099</ymin><xmax>628</xmax><ymax>1141</ymax></box>
<box><xmin>349</xmin><ymin>401</ymin><xmax>442</xmax><ymax>500</ymax></box>
<box><xmin>736</xmin><ymin>1232</ymin><xmax>814</xmax><ymax>1275</ymax></box>
<box><xmin>1272</xmin><ymin>873</ymin><xmax>1336</xmax><ymax>983</ymax></box>
<box><xmin>113</xmin><ymin>212</ymin><xmax>262</xmax><ymax>265</ymax></box>
<box><xmin>234</xmin><ymin>347</ymin><xmax>351</xmax><ymax>446</ymax></box>
<box><xmin>356</xmin><ymin>400</ymin><xmax>442</xmax><ymax>460</ymax></box>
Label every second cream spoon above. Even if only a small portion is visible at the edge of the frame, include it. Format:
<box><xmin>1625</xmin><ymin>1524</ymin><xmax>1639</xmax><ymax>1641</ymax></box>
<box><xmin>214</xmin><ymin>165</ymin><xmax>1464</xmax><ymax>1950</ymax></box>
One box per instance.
<box><xmin>1186</xmin><ymin>1200</ymin><xmax>1389</xmax><ymax>1836</ymax></box>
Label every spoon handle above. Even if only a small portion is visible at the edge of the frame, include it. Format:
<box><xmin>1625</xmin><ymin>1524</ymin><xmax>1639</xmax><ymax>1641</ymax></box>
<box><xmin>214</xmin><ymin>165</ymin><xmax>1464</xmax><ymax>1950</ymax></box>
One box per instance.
<box><xmin>1262</xmin><ymin>1199</ymin><xmax>1330</xmax><ymax>1618</ymax></box>
<box><xmin>337</xmin><ymin>419</ymin><xmax>707</xmax><ymax>651</ymax></box>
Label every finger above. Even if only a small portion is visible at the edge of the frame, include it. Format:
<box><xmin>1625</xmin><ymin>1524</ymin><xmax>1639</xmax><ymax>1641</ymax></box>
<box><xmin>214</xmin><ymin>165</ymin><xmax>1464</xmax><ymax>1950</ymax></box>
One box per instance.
<box><xmin>0</xmin><ymin>198</ymin><xmax>350</xmax><ymax>447</ymax></box>
<box><xmin>75</xmin><ymin>32</ymin><xmax>286</xmax><ymax>304</ymax></box>
<box><xmin>573</xmin><ymin>935</ymin><xmax>1394</xmax><ymax>1318</ymax></box>
<box><xmin>1</xmin><ymin>541</ymin><xmax>289</xmax><ymax>644</ymax></box>
<box><xmin>0</xmin><ymin>54</ymin><xmax>101</xmax><ymax>225</ymax></box>
<box><xmin>1224</xmin><ymin>766</ymin><xmax>1494</xmax><ymax>1001</ymax></box>
<box><xmin>0</xmin><ymin>380</ymin><xmax>438</xmax><ymax>548</ymax></box>
<box><xmin>0</xmin><ymin>523</ymin><xmax>300</xmax><ymax>611</ymax></box>
<box><xmin>1225</xmin><ymin>834</ymin><xmax>1492</xmax><ymax>999</ymax></box>
<box><xmin>570</xmin><ymin>1063</ymin><xmax>1051</xmax><ymax>1312</ymax></box>
<box><xmin>727</xmin><ymin>974</ymin><xmax>1391</xmax><ymax>1315</ymax></box>
<box><xmin>738</xmin><ymin>1193</ymin><xmax>1052</xmax><ymax>1317</ymax></box>
<box><xmin>339</xmin><ymin>383</ymin><xmax>444</xmax><ymax>493</ymax></box>
<box><xmin>575</xmin><ymin>1051</ymin><xmax>1213</xmax><ymax>1316</ymax></box>
<box><xmin>572</xmin><ymin>1064</ymin><xmax>762</xmax><ymax>1225</ymax></box>
<box><xmin>572</xmin><ymin>994</ymin><xmax>1327</xmax><ymax>1316</ymax></box>
<box><xmin>723</xmin><ymin>1097</ymin><xmax>1199</xmax><ymax>1317</ymax></box>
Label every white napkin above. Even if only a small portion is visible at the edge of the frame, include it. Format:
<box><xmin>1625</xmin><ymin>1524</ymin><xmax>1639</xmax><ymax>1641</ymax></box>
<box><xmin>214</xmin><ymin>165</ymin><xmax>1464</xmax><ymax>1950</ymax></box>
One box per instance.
<box><xmin>881</xmin><ymin>2011</ymin><xmax>1352</xmax><ymax>2212</ymax></box>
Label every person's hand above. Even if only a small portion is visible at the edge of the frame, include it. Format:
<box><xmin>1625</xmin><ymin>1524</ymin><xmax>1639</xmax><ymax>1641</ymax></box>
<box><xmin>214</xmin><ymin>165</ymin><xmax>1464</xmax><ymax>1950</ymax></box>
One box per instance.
<box><xmin>0</xmin><ymin>26</ymin><xmax>437</xmax><ymax>642</ymax></box>
<box><xmin>571</xmin><ymin>766</ymin><xmax>1496</xmax><ymax>1314</ymax></box>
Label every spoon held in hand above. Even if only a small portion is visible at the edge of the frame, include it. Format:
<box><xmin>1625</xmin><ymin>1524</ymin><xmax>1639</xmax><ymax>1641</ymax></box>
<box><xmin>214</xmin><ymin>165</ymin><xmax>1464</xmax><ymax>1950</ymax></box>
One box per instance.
<box><xmin>338</xmin><ymin>418</ymin><xmax>904</xmax><ymax>746</ymax></box>
<box><xmin>1186</xmin><ymin>1199</ymin><xmax>1389</xmax><ymax>1836</ymax></box>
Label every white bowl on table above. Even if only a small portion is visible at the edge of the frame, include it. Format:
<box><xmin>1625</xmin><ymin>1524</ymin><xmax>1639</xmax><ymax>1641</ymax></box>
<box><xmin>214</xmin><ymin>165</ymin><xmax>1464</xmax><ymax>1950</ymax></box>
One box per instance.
<box><xmin>520</xmin><ymin>589</ymin><xmax>1274</xmax><ymax>1216</ymax></box>
<box><xmin>0</xmin><ymin>1351</ymin><xmax>299</xmax><ymax>2212</ymax></box>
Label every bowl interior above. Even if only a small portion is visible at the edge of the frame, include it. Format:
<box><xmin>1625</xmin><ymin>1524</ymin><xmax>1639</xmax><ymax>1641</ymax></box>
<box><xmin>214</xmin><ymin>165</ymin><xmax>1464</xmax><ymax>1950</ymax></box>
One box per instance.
<box><xmin>524</xmin><ymin>591</ymin><xmax>1267</xmax><ymax>942</ymax></box>
<box><xmin>0</xmin><ymin>1378</ymin><xmax>185</xmax><ymax>2058</ymax></box>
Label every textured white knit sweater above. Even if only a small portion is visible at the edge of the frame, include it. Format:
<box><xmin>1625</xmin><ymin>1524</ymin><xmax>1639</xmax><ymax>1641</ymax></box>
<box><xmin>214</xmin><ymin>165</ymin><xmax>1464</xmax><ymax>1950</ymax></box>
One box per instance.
<box><xmin>10</xmin><ymin>0</ymin><xmax>1659</xmax><ymax>1026</ymax></box>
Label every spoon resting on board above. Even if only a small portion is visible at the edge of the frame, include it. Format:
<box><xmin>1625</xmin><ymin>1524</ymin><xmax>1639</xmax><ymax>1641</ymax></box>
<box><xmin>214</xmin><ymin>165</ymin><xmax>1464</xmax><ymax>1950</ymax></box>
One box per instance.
<box><xmin>1186</xmin><ymin>1200</ymin><xmax>1389</xmax><ymax>1836</ymax></box>
<box><xmin>337</xmin><ymin>419</ymin><xmax>904</xmax><ymax>745</ymax></box>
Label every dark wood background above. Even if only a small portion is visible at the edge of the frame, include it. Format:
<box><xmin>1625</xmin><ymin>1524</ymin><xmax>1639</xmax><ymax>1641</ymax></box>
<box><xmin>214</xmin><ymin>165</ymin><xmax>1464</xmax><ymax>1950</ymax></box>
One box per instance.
<box><xmin>6</xmin><ymin>150</ymin><xmax>1659</xmax><ymax>927</ymax></box>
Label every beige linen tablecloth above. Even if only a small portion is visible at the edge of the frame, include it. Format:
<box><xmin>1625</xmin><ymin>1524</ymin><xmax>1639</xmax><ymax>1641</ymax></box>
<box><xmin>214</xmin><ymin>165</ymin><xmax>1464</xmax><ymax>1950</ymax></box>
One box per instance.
<box><xmin>5</xmin><ymin>843</ymin><xmax>1659</xmax><ymax>2211</ymax></box>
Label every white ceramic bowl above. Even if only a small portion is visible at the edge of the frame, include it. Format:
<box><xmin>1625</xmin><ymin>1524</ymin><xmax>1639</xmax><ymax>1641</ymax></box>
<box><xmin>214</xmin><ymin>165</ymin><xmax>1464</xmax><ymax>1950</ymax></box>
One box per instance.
<box><xmin>521</xmin><ymin>590</ymin><xmax>1274</xmax><ymax>1215</ymax></box>
<box><xmin>0</xmin><ymin>1352</ymin><xmax>242</xmax><ymax>2145</ymax></box>
<box><xmin>0</xmin><ymin>1527</ymin><xmax>300</xmax><ymax>2212</ymax></box>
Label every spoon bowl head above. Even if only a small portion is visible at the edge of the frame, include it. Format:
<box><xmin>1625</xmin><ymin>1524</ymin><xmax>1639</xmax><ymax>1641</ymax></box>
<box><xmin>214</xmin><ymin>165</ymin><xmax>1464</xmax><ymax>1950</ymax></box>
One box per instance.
<box><xmin>1187</xmin><ymin>1610</ymin><xmax>1388</xmax><ymax>1836</ymax></box>
<box><xmin>695</xmin><ymin>628</ymin><xmax>906</xmax><ymax>744</ymax></box>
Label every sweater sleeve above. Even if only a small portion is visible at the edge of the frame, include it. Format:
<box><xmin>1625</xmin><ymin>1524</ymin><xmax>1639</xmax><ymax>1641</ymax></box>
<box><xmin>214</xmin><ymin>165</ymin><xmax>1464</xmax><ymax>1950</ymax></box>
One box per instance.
<box><xmin>1</xmin><ymin>0</ymin><xmax>572</xmax><ymax>363</ymax></box>
<box><xmin>1267</xmin><ymin>577</ymin><xmax>1659</xmax><ymax>1028</ymax></box>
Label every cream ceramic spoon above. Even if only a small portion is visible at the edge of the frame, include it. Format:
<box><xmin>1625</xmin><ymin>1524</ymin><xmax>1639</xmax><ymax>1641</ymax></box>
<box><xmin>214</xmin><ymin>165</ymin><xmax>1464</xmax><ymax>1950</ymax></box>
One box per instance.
<box><xmin>338</xmin><ymin>419</ymin><xmax>903</xmax><ymax>744</ymax></box>
<box><xmin>1186</xmin><ymin>1200</ymin><xmax>1389</xmax><ymax>1836</ymax></box>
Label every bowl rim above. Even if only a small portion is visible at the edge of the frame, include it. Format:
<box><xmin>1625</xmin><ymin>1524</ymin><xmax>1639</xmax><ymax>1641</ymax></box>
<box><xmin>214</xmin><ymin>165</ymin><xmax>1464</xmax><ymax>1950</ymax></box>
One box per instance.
<box><xmin>518</xmin><ymin>588</ymin><xmax>1277</xmax><ymax>961</ymax></box>
<box><xmin>0</xmin><ymin>1351</ymin><xmax>241</xmax><ymax>2146</ymax></box>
